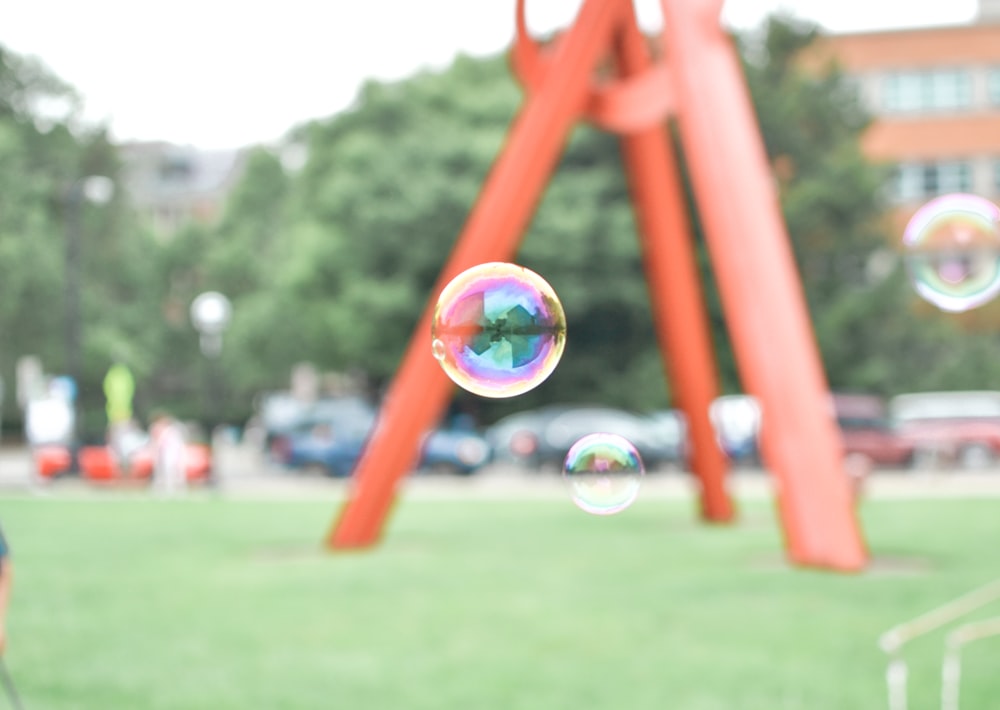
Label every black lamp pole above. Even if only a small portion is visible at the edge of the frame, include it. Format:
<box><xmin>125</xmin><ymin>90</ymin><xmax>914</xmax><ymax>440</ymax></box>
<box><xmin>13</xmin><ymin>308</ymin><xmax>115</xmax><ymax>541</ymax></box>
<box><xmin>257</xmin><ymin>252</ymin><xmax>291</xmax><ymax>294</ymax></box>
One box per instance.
<box><xmin>62</xmin><ymin>176</ymin><xmax>113</xmax><ymax>453</ymax></box>
<box><xmin>191</xmin><ymin>291</ymin><xmax>232</xmax><ymax>487</ymax></box>
<box><xmin>64</xmin><ymin>185</ymin><xmax>84</xmax><ymax>392</ymax></box>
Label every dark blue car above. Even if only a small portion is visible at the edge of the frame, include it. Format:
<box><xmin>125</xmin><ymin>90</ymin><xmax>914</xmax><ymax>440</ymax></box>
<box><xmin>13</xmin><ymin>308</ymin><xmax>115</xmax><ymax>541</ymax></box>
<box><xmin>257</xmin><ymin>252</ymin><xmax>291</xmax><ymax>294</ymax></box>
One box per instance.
<box><xmin>418</xmin><ymin>427</ymin><xmax>492</xmax><ymax>475</ymax></box>
<box><xmin>485</xmin><ymin>404</ymin><xmax>685</xmax><ymax>472</ymax></box>
<box><xmin>278</xmin><ymin>397</ymin><xmax>491</xmax><ymax>477</ymax></box>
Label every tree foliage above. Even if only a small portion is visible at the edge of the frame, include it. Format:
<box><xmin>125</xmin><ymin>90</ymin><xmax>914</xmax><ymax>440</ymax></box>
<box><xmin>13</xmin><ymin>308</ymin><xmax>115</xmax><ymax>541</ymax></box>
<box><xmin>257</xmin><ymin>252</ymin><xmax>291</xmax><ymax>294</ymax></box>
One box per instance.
<box><xmin>740</xmin><ymin>15</ymin><xmax>1000</xmax><ymax>397</ymax></box>
<box><xmin>3</xmin><ymin>16</ymin><xmax>999</xmax><ymax>436</ymax></box>
<box><xmin>0</xmin><ymin>46</ymin><xmax>162</xmax><ymax>436</ymax></box>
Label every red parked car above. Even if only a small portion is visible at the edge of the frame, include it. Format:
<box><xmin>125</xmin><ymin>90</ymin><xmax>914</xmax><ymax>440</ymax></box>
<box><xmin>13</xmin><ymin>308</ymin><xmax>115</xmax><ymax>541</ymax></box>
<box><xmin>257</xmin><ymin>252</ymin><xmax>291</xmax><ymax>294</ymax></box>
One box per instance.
<box><xmin>888</xmin><ymin>391</ymin><xmax>1000</xmax><ymax>469</ymax></box>
<box><xmin>831</xmin><ymin>393</ymin><xmax>915</xmax><ymax>470</ymax></box>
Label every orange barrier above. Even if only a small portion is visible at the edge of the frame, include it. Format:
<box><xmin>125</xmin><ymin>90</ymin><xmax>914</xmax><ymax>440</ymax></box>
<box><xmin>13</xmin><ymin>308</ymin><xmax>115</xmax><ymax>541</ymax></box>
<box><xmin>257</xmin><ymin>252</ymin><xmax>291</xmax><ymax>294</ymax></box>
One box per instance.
<box><xmin>34</xmin><ymin>446</ymin><xmax>72</xmax><ymax>479</ymax></box>
<box><xmin>37</xmin><ymin>444</ymin><xmax>210</xmax><ymax>485</ymax></box>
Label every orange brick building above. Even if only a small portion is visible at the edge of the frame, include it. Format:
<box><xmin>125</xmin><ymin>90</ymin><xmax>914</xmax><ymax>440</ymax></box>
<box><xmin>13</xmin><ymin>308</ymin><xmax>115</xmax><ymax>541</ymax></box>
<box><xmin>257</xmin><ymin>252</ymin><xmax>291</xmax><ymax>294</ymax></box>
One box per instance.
<box><xmin>803</xmin><ymin>0</ymin><xmax>1000</xmax><ymax>227</ymax></box>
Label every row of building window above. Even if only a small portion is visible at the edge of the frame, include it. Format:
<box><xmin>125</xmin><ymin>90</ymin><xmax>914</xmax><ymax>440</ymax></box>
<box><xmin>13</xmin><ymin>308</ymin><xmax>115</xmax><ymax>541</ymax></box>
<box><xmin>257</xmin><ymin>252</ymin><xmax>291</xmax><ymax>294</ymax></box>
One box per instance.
<box><xmin>881</xmin><ymin>68</ymin><xmax>1000</xmax><ymax>113</ymax></box>
<box><xmin>888</xmin><ymin>160</ymin><xmax>1000</xmax><ymax>202</ymax></box>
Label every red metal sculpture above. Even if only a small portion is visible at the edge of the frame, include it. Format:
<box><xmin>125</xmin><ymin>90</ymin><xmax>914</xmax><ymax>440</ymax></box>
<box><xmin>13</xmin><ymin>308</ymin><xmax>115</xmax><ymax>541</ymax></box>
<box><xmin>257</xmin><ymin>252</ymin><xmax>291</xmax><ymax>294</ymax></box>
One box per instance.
<box><xmin>326</xmin><ymin>0</ymin><xmax>868</xmax><ymax>572</ymax></box>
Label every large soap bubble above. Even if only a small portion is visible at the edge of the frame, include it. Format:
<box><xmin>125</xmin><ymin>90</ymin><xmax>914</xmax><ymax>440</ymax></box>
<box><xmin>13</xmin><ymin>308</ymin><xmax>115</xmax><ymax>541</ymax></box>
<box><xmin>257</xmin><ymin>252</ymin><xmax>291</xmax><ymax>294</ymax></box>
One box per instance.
<box><xmin>432</xmin><ymin>262</ymin><xmax>566</xmax><ymax>398</ymax></box>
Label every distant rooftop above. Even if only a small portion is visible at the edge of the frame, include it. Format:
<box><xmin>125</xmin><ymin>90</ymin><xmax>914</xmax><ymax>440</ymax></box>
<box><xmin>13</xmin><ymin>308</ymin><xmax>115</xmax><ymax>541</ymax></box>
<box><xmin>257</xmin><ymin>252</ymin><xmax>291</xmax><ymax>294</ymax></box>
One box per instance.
<box><xmin>117</xmin><ymin>141</ymin><xmax>249</xmax><ymax>235</ymax></box>
<box><xmin>118</xmin><ymin>141</ymin><xmax>247</xmax><ymax>209</ymax></box>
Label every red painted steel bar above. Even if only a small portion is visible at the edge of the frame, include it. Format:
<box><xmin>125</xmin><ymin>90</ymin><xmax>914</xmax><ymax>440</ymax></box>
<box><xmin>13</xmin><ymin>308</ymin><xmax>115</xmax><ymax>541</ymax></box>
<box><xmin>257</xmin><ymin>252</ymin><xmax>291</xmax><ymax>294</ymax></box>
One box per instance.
<box><xmin>511</xmin><ymin>0</ymin><xmax>674</xmax><ymax>135</ymax></box>
<box><xmin>611</xmin><ymin>7</ymin><xmax>734</xmax><ymax>522</ymax></box>
<box><xmin>327</xmin><ymin>0</ymin><xmax>631</xmax><ymax>549</ymax></box>
<box><xmin>659</xmin><ymin>0</ymin><xmax>868</xmax><ymax>570</ymax></box>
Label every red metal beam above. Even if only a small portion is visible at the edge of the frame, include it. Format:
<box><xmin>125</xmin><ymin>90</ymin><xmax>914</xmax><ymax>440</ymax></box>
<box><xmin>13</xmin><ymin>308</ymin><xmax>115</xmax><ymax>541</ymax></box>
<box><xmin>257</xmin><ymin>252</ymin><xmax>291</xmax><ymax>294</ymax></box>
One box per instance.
<box><xmin>327</xmin><ymin>0</ymin><xmax>631</xmax><ymax>549</ymax></box>
<box><xmin>611</xmin><ymin>5</ymin><xmax>734</xmax><ymax>523</ymax></box>
<box><xmin>659</xmin><ymin>0</ymin><xmax>868</xmax><ymax>570</ymax></box>
<box><xmin>328</xmin><ymin>0</ymin><xmax>869</xmax><ymax>572</ymax></box>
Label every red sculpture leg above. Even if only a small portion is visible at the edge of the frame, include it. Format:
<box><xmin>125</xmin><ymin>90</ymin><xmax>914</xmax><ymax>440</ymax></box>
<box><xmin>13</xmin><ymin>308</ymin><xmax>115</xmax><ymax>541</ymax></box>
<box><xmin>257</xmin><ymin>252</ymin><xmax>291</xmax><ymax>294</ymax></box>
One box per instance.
<box><xmin>611</xmin><ymin>7</ymin><xmax>734</xmax><ymax>523</ymax></box>
<box><xmin>659</xmin><ymin>0</ymin><xmax>868</xmax><ymax>570</ymax></box>
<box><xmin>327</xmin><ymin>0</ymin><xmax>631</xmax><ymax>549</ymax></box>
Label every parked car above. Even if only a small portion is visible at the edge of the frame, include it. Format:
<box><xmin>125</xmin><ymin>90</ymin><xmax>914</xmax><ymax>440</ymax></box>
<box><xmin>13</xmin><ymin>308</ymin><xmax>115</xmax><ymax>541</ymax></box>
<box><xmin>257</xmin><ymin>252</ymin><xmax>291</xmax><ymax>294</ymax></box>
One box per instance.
<box><xmin>485</xmin><ymin>405</ymin><xmax>576</xmax><ymax>468</ymax></box>
<box><xmin>280</xmin><ymin>404</ymin><xmax>377</xmax><ymax>477</ymax></box>
<box><xmin>417</xmin><ymin>427</ymin><xmax>493</xmax><ymax>475</ymax></box>
<box><xmin>265</xmin><ymin>395</ymin><xmax>371</xmax><ymax>464</ymax></box>
<box><xmin>485</xmin><ymin>404</ymin><xmax>682</xmax><ymax>472</ymax></box>
<box><xmin>276</xmin><ymin>397</ymin><xmax>491</xmax><ymax>476</ymax></box>
<box><xmin>251</xmin><ymin>390</ymin><xmax>311</xmax><ymax>458</ymax></box>
<box><xmin>645</xmin><ymin>409</ymin><xmax>689</xmax><ymax>469</ymax></box>
<box><xmin>889</xmin><ymin>390</ymin><xmax>1000</xmax><ymax>469</ymax></box>
<box><xmin>706</xmin><ymin>392</ymin><xmax>914</xmax><ymax>471</ymax></box>
<box><xmin>831</xmin><ymin>393</ymin><xmax>914</xmax><ymax>469</ymax></box>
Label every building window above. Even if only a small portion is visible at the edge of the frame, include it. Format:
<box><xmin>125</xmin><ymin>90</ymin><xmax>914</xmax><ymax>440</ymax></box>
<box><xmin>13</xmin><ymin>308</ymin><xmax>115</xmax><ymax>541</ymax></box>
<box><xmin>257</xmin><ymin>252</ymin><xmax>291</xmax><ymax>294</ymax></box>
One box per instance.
<box><xmin>882</xmin><ymin>69</ymin><xmax>973</xmax><ymax>113</ymax></box>
<box><xmin>990</xmin><ymin>69</ymin><xmax>1000</xmax><ymax>106</ymax></box>
<box><xmin>883</xmin><ymin>73</ymin><xmax>922</xmax><ymax>112</ymax></box>
<box><xmin>935</xmin><ymin>161</ymin><xmax>973</xmax><ymax>193</ymax></box>
<box><xmin>159</xmin><ymin>156</ymin><xmax>193</xmax><ymax>182</ymax></box>
<box><xmin>889</xmin><ymin>161</ymin><xmax>974</xmax><ymax>202</ymax></box>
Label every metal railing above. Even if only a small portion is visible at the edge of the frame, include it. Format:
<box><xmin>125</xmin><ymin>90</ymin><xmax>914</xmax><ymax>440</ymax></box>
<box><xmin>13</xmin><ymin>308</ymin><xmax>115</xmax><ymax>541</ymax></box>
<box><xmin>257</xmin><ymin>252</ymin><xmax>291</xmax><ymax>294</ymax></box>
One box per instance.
<box><xmin>940</xmin><ymin>616</ymin><xmax>1000</xmax><ymax>710</ymax></box>
<box><xmin>878</xmin><ymin>579</ymin><xmax>1000</xmax><ymax>710</ymax></box>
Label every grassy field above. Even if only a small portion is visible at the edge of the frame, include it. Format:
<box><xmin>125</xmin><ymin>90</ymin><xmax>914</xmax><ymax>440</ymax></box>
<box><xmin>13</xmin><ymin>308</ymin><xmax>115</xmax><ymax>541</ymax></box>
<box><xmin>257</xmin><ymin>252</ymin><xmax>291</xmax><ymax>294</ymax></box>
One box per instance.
<box><xmin>0</xmin><ymin>490</ymin><xmax>998</xmax><ymax>709</ymax></box>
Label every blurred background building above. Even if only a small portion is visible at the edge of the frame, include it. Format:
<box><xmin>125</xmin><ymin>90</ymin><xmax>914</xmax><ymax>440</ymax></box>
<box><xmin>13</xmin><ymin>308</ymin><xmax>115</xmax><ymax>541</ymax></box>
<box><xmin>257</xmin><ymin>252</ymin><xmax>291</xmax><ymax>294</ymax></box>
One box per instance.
<box><xmin>118</xmin><ymin>142</ymin><xmax>248</xmax><ymax>237</ymax></box>
<box><xmin>805</xmin><ymin>0</ymin><xmax>1000</xmax><ymax>230</ymax></box>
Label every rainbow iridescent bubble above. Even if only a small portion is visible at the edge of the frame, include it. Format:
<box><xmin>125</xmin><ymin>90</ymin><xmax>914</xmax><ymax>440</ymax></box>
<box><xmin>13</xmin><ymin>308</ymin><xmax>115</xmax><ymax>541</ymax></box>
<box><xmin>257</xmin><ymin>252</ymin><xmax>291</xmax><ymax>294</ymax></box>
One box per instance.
<box><xmin>562</xmin><ymin>433</ymin><xmax>644</xmax><ymax>516</ymax></box>
<box><xmin>902</xmin><ymin>193</ymin><xmax>1000</xmax><ymax>313</ymax></box>
<box><xmin>431</xmin><ymin>262</ymin><xmax>566</xmax><ymax>398</ymax></box>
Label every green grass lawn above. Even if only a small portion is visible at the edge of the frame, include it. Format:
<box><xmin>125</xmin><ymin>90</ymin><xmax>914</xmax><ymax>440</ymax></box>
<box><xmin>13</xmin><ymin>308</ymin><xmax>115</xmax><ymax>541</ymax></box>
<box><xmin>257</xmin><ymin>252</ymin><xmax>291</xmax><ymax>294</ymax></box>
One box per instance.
<box><xmin>1</xmin><ymin>491</ymin><xmax>998</xmax><ymax>709</ymax></box>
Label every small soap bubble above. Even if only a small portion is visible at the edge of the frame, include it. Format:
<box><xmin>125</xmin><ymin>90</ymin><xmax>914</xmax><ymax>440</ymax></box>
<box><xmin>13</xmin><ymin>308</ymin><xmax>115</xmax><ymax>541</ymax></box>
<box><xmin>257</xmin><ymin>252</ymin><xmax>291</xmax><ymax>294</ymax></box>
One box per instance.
<box><xmin>902</xmin><ymin>194</ymin><xmax>1000</xmax><ymax>313</ymax></box>
<box><xmin>562</xmin><ymin>433</ymin><xmax>644</xmax><ymax>516</ymax></box>
<box><xmin>431</xmin><ymin>262</ymin><xmax>566</xmax><ymax>398</ymax></box>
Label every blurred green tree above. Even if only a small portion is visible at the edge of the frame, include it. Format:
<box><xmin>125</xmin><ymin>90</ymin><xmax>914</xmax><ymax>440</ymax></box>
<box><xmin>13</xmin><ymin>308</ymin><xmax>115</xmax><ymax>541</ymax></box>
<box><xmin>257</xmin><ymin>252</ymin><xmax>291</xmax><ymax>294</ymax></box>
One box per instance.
<box><xmin>0</xmin><ymin>46</ymin><xmax>162</xmax><ymax>438</ymax></box>
<box><xmin>225</xmin><ymin>20</ymin><xmax>903</xmax><ymax>421</ymax></box>
<box><xmin>745</xmin><ymin>16</ymin><xmax>1000</xmax><ymax>397</ymax></box>
<box><xmin>0</xmin><ymin>48</ymin><xmax>79</xmax><ymax>393</ymax></box>
<box><xmin>8</xmin><ymin>13</ymin><xmax>996</xmax><ymax>436</ymax></box>
<box><xmin>208</xmin><ymin>18</ymin><xmax>959</xmax><ymax>424</ymax></box>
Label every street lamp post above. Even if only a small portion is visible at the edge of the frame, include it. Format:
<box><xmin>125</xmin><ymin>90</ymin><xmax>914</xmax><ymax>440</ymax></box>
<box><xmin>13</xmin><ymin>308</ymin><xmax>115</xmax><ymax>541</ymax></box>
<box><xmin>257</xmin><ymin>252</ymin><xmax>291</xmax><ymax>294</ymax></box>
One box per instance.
<box><xmin>190</xmin><ymin>291</ymin><xmax>232</xmax><ymax>484</ymax></box>
<box><xmin>65</xmin><ymin>176</ymin><xmax>115</xmax><ymax>384</ymax></box>
<box><xmin>63</xmin><ymin>175</ymin><xmax>114</xmax><ymax>454</ymax></box>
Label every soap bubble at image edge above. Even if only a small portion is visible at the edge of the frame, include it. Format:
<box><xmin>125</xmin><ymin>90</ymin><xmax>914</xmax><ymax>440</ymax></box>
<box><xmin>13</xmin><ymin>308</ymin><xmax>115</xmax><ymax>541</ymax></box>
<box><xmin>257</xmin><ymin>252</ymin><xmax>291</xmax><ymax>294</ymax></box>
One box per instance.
<box><xmin>902</xmin><ymin>193</ymin><xmax>1000</xmax><ymax>313</ymax></box>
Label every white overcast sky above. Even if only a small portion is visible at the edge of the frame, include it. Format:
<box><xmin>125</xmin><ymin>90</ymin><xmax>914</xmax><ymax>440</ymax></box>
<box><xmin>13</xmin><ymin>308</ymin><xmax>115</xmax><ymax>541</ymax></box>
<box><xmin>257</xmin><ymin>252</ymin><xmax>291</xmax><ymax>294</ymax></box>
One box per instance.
<box><xmin>0</xmin><ymin>0</ymin><xmax>980</xmax><ymax>150</ymax></box>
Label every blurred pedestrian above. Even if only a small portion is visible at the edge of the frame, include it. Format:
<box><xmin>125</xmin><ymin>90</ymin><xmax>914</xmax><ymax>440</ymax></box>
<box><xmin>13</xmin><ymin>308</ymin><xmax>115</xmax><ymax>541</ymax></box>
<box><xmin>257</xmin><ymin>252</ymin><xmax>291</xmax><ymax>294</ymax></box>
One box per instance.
<box><xmin>0</xmin><ymin>523</ymin><xmax>12</xmax><ymax>655</ymax></box>
<box><xmin>24</xmin><ymin>383</ymin><xmax>74</xmax><ymax>449</ymax></box>
<box><xmin>150</xmin><ymin>411</ymin><xmax>187</xmax><ymax>495</ymax></box>
<box><xmin>103</xmin><ymin>362</ymin><xmax>135</xmax><ymax>427</ymax></box>
<box><xmin>108</xmin><ymin>418</ymin><xmax>148</xmax><ymax>474</ymax></box>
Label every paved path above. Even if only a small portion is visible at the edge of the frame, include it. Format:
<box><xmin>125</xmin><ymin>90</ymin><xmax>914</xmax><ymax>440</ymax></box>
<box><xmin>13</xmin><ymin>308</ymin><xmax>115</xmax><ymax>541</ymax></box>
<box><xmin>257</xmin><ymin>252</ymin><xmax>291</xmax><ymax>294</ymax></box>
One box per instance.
<box><xmin>3</xmin><ymin>443</ymin><xmax>1000</xmax><ymax>501</ymax></box>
